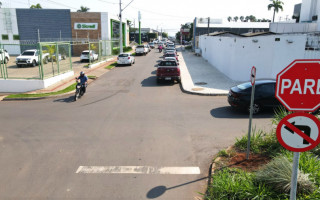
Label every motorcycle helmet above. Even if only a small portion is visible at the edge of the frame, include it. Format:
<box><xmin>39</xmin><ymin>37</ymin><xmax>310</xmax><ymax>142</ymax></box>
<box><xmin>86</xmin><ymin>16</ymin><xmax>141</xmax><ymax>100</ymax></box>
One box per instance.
<box><xmin>80</xmin><ymin>71</ymin><xmax>85</xmax><ymax>77</ymax></box>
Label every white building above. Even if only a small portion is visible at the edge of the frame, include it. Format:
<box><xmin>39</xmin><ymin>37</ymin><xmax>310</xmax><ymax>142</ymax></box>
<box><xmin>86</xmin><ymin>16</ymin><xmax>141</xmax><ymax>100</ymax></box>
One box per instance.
<box><xmin>0</xmin><ymin>8</ymin><xmax>21</xmax><ymax>54</ymax></box>
<box><xmin>198</xmin><ymin>0</ymin><xmax>320</xmax><ymax>82</ymax></box>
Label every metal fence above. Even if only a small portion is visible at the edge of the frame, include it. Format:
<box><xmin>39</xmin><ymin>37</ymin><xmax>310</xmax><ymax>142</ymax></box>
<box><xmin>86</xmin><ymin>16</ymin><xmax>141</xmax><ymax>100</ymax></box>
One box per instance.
<box><xmin>0</xmin><ymin>39</ymin><xmax>119</xmax><ymax>80</ymax></box>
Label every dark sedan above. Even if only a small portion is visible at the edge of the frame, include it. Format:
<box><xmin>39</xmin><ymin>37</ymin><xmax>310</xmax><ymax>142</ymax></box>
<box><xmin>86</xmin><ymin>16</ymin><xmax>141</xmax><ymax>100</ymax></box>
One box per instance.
<box><xmin>228</xmin><ymin>80</ymin><xmax>281</xmax><ymax>114</ymax></box>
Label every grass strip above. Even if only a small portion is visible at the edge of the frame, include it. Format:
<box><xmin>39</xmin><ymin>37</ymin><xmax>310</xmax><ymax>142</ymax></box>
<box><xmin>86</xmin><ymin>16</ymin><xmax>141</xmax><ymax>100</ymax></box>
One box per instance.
<box><xmin>105</xmin><ymin>62</ymin><xmax>117</xmax><ymax>69</ymax></box>
<box><xmin>5</xmin><ymin>83</ymin><xmax>77</xmax><ymax>99</ymax></box>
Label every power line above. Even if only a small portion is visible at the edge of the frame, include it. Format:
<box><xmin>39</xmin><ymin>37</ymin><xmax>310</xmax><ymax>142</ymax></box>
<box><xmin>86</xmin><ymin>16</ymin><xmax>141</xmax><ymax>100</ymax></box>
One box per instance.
<box><xmin>96</xmin><ymin>0</ymin><xmax>118</xmax><ymax>5</ymax></box>
<box><xmin>130</xmin><ymin>6</ymin><xmax>186</xmax><ymax>19</ymax></box>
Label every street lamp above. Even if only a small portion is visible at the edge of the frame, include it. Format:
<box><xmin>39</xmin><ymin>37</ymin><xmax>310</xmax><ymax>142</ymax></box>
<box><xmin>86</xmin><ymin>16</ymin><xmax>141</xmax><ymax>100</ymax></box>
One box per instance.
<box><xmin>119</xmin><ymin>0</ymin><xmax>135</xmax><ymax>54</ymax></box>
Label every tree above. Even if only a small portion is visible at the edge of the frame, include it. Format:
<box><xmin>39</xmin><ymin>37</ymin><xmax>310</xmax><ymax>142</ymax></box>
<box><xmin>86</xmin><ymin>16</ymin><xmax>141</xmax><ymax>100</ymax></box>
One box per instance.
<box><xmin>234</xmin><ymin>16</ymin><xmax>239</xmax><ymax>22</ymax></box>
<box><xmin>162</xmin><ymin>32</ymin><xmax>168</xmax><ymax>38</ymax></box>
<box><xmin>77</xmin><ymin>6</ymin><xmax>90</xmax><ymax>12</ymax></box>
<box><xmin>240</xmin><ymin>16</ymin><xmax>244</xmax><ymax>22</ymax></box>
<box><xmin>175</xmin><ymin>31</ymin><xmax>181</xmax><ymax>42</ymax></box>
<box><xmin>245</xmin><ymin>16</ymin><xmax>250</xmax><ymax>22</ymax></box>
<box><xmin>248</xmin><ymin>15</ymin><xmax>257</xmax><ymax>22</ymax></box>
<box><xmin>268</xmin><ymin>0</ymin><xmax>284</xmax><ymax>22</ymax></box>
<box><xmin>227</xmin><ymin>16</ymin><xmax>232</xmax><ymax>22</ymax></box>
<box><xmin>30</xmin><ymin>3</ymin><xmax>42</xmax><ymax>9</ymax></box>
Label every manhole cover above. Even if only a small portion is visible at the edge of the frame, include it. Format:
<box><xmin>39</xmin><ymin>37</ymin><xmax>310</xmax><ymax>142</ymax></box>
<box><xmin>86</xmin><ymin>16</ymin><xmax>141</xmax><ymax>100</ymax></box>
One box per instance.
<box><xmin>192</xmin><ymin>88</ymin><xmax>204</xmax><ymax>91</ymax></box>
<box><xmin>195</xmin><ymin>82</ymin><xmax>207</xmax><ymax>85</ymax></box>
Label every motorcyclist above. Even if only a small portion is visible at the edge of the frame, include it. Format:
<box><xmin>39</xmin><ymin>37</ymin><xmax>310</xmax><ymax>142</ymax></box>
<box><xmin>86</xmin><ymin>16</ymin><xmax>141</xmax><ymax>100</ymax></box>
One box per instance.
<box><xmin>158</xmin><ymin>44</ymin><xmax>163</xmax><ymax>52</ymax></box>
<box><xmin>76</xmin><ymin>71</ymin><xmax>88</xmax><ymax>94</ymax></box>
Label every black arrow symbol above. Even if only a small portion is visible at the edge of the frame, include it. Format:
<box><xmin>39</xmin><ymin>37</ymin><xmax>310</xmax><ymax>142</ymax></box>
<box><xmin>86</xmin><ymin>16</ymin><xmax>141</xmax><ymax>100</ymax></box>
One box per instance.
<box><xmin>284</xmin><ymin>121</ymin><xmax>311</xmax><ymax>145</ymax></box>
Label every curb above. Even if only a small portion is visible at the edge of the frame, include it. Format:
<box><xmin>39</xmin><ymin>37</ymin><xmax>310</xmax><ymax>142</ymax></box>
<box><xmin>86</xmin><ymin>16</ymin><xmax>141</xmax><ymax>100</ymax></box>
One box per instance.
<box><xmin>2</xmin><ymin>90</ymin><xmax>76</xmax><ymax>101</ymax></box>
<box><xmin>179</xmin><ymin>82</ymin><xmax>229</xmax><ymax>96</ymax></box>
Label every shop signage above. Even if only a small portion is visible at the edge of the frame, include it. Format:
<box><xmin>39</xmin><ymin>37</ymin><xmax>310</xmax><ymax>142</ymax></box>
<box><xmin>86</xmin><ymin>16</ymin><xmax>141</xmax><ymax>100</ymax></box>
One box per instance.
<box><xmin>74</xmin><ymin>23</ymin><xmax>98</xmax><ymax>30</ymax></box>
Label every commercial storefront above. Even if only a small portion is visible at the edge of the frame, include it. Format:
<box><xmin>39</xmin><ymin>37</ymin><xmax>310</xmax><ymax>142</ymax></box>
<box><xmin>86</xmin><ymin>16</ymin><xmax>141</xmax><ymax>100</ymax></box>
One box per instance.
<box><xmin>0</xmin><ymin>8</ymin><xmax>129</xmax><ymax>55</ymax></box>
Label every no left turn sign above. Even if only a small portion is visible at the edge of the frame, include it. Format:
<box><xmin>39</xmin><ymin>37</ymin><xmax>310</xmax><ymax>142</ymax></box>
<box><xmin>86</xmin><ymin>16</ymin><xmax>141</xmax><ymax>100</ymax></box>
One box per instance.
<box><xmin>276</xmin><ymin>113</ymin><xmax>320</xmax><ymax>152</ymax></box>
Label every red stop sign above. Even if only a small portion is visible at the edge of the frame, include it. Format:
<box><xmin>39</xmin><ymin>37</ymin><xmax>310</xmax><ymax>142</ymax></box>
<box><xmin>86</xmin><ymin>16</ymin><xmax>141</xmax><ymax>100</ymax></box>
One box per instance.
<box><xmin>275</xmin><ymin>59</ymin><xmax>320</xmax><ymax>112</ymax></box>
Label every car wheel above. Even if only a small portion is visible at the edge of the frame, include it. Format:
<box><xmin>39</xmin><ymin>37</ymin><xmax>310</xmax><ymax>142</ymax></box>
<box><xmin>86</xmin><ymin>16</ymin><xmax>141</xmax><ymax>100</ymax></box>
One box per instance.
<box><xmin>248</xmin><ymin>103</ymin><xmax>262</xmax><ymax>114</ymax></box>
<box><xmin>129</xmin><ymin>62</ymin><xmax>132</xmax><ymax>66</ymax></box>
<box><xmin>4</xmin><ymin>57</ymin><xmax>9</xmax><ymax>64</ymax></box>
<box><xmin>32</xmin><ymin>60</ymin><xmax>36</xmax><ymax>67</ymax></box>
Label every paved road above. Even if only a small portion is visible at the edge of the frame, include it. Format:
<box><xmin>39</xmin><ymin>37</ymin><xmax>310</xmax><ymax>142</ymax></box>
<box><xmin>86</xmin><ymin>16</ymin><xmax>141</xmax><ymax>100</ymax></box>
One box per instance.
<box><xmin>0</xmin><ymin>49</ymin><xmax>274</xmax><ymax>199</ymax></box>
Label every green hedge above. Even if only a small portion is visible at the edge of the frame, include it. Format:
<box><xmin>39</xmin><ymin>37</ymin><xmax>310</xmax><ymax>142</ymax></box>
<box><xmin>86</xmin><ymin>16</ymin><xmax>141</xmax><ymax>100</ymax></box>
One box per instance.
<box><xmin>112</xmin><ymin>46</ymin><xmax>133</xmax><ymax>55</ymax></box>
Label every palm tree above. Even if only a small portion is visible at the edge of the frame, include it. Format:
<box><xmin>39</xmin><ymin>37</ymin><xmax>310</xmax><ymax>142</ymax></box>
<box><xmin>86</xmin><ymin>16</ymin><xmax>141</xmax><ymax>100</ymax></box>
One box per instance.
<box><xmin>240</xmin><ymin>16</ymin><xmax>244</xmax><ymax>22</ymax></box>
<box><xmin>268</xmin><ymin>0</ymin><xmax>284</xmax><ymax>22</ymax></box>
<box><xmin>245</xmin><ymin>16</ymin><xmax>250</xmax><ymax>22</ymax></box>
<box><xmin>77</xmin><ymin>6</ymin><xmax>90</xmax><ymax>12</ymax></box>
<box><xmin>227</xmin><ymin>16</ymin><xmax>232</xmax><ymax>22</ymax></box>
<box><xmin>30</xmin><ymin>3</ymin><xmax>42</xmax><ymax>8</ymax></box>
<box><xmin>249</xmin><ymin>15</ymin><xmax>257</xmax><ymax>22</ymax></box>
<box><xmin>234</xmin><ymin>16</ymin><xmax>239</xmax><ymax>22</ymax></box>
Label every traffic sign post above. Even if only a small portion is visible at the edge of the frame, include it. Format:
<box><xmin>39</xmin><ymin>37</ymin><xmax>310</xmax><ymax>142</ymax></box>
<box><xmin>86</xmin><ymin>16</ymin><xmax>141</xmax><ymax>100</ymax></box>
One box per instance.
<box><xmin>276</xmin><ymin>113</ymin><xmax>320</xmax><ymax>200</ymax></box>
<box><xmin>246</xmin><ymin>66</ymin><xmax>256</xmax><ymax>160</ymax></box>
<box><xmin>275</xmin><ymin>59</ymin><xmax>320</xmax><ymax>200</ymax></box>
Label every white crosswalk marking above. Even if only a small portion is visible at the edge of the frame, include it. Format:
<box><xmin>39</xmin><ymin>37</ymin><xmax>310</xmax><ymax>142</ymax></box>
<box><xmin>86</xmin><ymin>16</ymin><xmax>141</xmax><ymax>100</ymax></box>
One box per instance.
<box><xmin>76</xmin><ymin>166</ymin><xmax>200</xmax><ymax>175</ymax></box>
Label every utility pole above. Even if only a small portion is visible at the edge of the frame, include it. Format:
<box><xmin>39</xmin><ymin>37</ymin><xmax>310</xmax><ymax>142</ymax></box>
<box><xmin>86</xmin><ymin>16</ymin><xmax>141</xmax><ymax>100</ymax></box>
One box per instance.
<box><xmin>207</xmin><ymin>17</ymin><xmax>210</xmax><ymax>36</ymax></box>
<box><xmin>138</xmin><ymin>11</ymin><xmax>141</xmax><ymax>45</ymax></box>
<box><xmin>119</xmin><ymin>0</ymin><xmax>123</xmax><ymax>53</ymax></box>
<box><xmin>119</xmin><ymin>0</ymin><xmax>135</xmax><ymax>53</ymax></box>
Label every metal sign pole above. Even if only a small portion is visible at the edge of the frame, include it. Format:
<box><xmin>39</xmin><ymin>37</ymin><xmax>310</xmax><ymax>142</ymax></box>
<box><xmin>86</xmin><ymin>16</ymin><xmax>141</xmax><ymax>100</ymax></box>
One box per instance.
<box><xmin>290</xmin><ymin>152</ymin><xmax>300</xmax><ymax>200</ymax></box>
<box><xmin>246</xmin><ymin>66</ymin><xmax>256</xmax><ymax>160</ymax></box>
<box><xmin>246</xmin><ymin>83</ymin><xmax>255</xmax><ymax>159</ymax></box>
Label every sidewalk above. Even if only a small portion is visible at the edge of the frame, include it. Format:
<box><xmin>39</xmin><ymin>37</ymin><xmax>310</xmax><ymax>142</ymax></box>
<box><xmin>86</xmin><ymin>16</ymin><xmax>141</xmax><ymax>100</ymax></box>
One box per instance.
<box><xmin>179</xmin><ymin>47</ymin><xmax>241</xmax><ymax>96</ymax></box>
<box><xmin>0</xmin><ymin>57</ymin><xmax>117</xmax><ymax>101</ymax></box>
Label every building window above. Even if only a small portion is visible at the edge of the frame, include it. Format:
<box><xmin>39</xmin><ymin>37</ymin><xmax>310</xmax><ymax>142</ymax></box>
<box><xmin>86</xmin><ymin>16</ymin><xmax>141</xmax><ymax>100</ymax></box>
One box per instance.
<box><xmin>2</xmin><ymin>35</ymin><xmax>9</xmax><ymax>40</ymax></box>
<box><xmin>13</xmin><ymin>35</ymin><xmax>20</xmax><ymax>40</ymax></box>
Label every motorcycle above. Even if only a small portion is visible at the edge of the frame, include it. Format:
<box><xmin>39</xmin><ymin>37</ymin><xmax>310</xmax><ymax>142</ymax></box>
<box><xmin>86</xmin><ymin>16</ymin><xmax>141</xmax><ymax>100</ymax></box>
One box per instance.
<box><xmin>74</xmin><ymin>79</ymin><xmax>86</xmax><ymax>101</ymax></box>
<box><xmin>159</xmin><ymin>48</ymin><xmax>162</xmax><ymax>53</ymax></box>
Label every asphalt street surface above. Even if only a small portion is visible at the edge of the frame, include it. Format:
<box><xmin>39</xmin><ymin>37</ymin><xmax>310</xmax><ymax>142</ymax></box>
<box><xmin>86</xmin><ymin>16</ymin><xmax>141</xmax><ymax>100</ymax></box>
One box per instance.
<box><xmin>0</xmin><ymin>49</ymin><xmax>274</xmax><ymax>199</ymax></box>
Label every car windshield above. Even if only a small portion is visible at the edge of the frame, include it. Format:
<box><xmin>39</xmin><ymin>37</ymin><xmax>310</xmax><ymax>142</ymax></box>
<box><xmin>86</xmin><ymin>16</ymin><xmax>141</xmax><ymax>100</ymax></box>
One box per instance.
<box><xmin>165</xmin><ymin>54</ymin><xmax>175</xmax><ymax>57</ymax></box>
<box><xmin>22</xmin><ymin>51</ymin><xmax>35</xmax><ymax>56</ymax></box>
<box><xmin>137</xmin><ymin>45</ymin><xmax>144</xmax><ymax>48</ymax></box>
<box><xmin>119</xmin><ymin>54</ymin><xmax>129</xmax><ymax>57</ymax></box>
<box><xmin>149</xmin><ymin>43</ymin><xmax>154</xmax><ymax>45</ymax></box>
<box><xmin>159</xmin><ymin>61</ymin><xmax>177</xmax><ymax>66</ymax></box>
<box><xmin>82</xmin><ymin>52</ymin><xmax>89</xmax><ymax>55</ymax></box>
<box><xmin>237</xmin><ymin>82</ymin><xmax>252</xmax><ymax>90</ymax></box>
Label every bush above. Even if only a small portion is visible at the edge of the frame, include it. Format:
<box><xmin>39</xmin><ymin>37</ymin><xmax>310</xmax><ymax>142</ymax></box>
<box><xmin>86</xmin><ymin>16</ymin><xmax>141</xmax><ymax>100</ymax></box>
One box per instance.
<box><xmin>185</xmin><ymin>45</ymin><xmax>192</xmax><ymax>50</ymax></box>
<box><xmin>112</xmin><ymin>46</ymin><xmax>133</xmax><ymax>55</ymax></box>
<box><xmin>255</xmin><ymin>156</ymin><xmax>315</xmax><ymax>195</ymax></box>
<box><xmin>234</xmin><ymin>127</ymin><xmax>282</xmax><ymax>156</ymax></box>
<box><xmin>206</xmin><ymin>168</ymin><xmax>280</xmax><ymax>200</ymax></box>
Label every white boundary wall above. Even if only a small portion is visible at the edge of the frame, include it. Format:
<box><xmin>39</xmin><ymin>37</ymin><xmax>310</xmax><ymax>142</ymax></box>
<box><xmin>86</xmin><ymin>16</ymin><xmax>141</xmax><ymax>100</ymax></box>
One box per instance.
<box><xmin>199</xmin><ymin>34</ymin><xmax>308</xmax><ymax>82</ymax></box>
<box><xmin>0</xmin><ymin>71</ymin><xmax>74</xmax><ymax>92</ymax></box>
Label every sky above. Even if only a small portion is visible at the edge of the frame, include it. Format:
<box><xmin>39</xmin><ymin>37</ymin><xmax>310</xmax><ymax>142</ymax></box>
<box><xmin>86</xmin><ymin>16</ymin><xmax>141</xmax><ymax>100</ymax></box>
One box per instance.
<box><xmin>3</xmin><ymin>0</ymin><xmax>302</xmax><ymax>36</ymax></box>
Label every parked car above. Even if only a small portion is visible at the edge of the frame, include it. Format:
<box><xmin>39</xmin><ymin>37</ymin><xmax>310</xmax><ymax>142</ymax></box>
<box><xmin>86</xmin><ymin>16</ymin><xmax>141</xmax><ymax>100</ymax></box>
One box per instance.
<box><xmin>228</xmin><ymin>80</ymin><xmax>281</xmax><ymax>114</ymax></box>
<box><xmin>15</xmin><ymin>49</ymin><xmax>50</xmax><ymax>67</ymax></box>
<box><xmin>163</xmin><ymin>52</ymin><xmax>179</xmax><ymax>62</ymax></box>
<box><xmin>156</xmin><ymin>60</ymin><xmax>180</xmax><ymax>83</ymax></box>
<box><xmin>135</xmin><ymin>45</ymin><xmax>149</xmax><ymax>55</ymax></box>
<box><xmin>80</xmin><ymin>50</ymin><xmax>98</xmax><ymax>62</ymax></box>
<box><xmin>0</xmin><ymin>49</ymin><xmax>10</xmax><ymax>64</ymax></box>
<box><xmin>117</xmin><ymin>53</ymin><xmax>135</xmax><ymax>66</ymax></box>
<box><xmin>164</xmin><ymin>57</ymin><xmax>179</xmax><ymax>65</ymax></box>
<box><xmin>149</xmin><ymin>42</ymin><xmax>155</xmax><ymax>49</ymax></box>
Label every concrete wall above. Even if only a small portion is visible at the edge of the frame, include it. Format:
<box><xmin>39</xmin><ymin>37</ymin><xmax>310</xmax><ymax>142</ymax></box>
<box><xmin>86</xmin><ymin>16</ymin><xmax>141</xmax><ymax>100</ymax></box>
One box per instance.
<box><xmin>0</xmin><ymin>71</ymin><xmax>74</xmax><ymax>92</ymax></box>
<box><xmin>270</xmin><ymin>22</ymin><xmax>317</xmax><ymax>33</ymax></box>
<box><xmin>0</xmin><ymin>8</ymin><xmax>21</xmax><ymax>55</ymax></box>
<box><xmin>199</xmin><ymin>34</ymin><xmax>307</xmax><ymax>82</ymax></box>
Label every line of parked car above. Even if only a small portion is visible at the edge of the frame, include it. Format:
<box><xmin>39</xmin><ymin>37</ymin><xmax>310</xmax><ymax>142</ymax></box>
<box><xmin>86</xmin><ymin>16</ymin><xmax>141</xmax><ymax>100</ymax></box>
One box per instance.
<box><xmin>156</xmin><ymin>41</ymin><xmax>181</xmax><ymax>84</ymax></box>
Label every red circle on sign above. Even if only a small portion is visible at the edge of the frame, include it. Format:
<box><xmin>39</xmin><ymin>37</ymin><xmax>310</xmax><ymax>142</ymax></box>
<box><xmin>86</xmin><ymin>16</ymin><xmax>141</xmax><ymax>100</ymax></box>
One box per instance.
<box><xmin>276</xmin><ymin>113</ymin><xmax>320</xmax><ymax>152</ymax></box>
<box><xmin>250</xmin><ymin>66</ymin><xmax>256</xmax><ymax>85</ymax></box>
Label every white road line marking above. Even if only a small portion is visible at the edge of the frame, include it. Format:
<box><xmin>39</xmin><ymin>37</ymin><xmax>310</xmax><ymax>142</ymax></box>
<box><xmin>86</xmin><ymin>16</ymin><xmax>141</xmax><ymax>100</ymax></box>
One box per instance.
<box><xmin>75</xmin><ymin>166</ymin><xmax>200</xmax><ymax>175</ymax></box>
